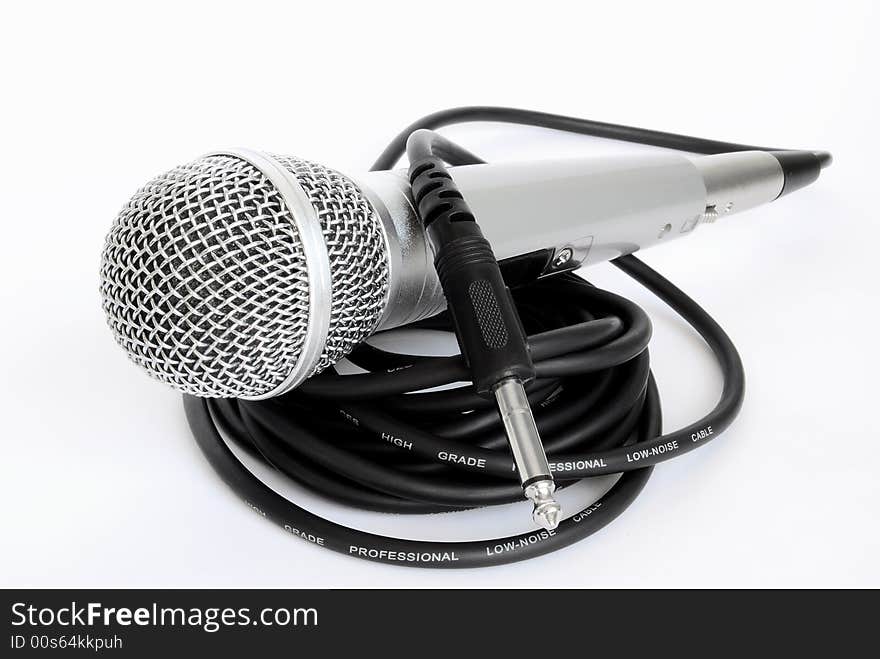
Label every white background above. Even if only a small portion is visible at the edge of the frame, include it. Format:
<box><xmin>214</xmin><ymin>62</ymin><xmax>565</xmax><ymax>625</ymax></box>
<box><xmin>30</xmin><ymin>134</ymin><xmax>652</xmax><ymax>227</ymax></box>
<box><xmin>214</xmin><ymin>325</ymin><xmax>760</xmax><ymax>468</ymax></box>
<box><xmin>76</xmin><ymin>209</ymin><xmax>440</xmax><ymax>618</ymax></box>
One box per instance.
<box><xmin>1</xmin><ymin>1</ymin><xmax>878</xmax><ymax>588</ymax></box>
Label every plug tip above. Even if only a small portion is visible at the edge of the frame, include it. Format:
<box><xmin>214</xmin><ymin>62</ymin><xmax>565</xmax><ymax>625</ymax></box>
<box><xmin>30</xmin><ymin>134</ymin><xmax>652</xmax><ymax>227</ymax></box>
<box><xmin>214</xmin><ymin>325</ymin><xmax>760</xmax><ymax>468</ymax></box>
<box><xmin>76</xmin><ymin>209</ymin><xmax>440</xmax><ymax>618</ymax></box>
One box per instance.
<box><xmin>525</xmin><ymin>479</ymin><xmax>562</xmax><ymax>531</ymax></box>
<box><xmin>533</xmin><ymin>501</ymin><xmax>562</xmax><ymax>531</ymax></box>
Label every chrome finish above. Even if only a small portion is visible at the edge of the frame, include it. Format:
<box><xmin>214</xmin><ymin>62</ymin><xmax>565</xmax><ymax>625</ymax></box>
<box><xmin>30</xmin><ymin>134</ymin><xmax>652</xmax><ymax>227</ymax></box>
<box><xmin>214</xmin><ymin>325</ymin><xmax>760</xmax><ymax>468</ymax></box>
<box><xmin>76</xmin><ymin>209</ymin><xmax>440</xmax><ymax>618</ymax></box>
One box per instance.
<box><xmin>692</xmin><ymin>151</ymin><xmax>784</xmax><ymax>218</ymax></box>
<box><xmin>447</xmin><ymin>153</ymin><xmax>706</xmax><ymax>270</ymax></box>
<box><xmin>546</xmin><ymin>237</ymin><xmax>593</xmax><ymax>275</ymax></box>
<box><xmin>103</xmin><ymin>149</ymin><xmax>789</xmax><ymax>400</ymax></box>
<box><xmin>354</xmin><ymin>171</ymin><xmax>445</xmax><ymax>330</ymax></box>
<box><xmin>553</xmin><ymin>247</ymin><xmax>575</xmax><ymax>268</ymax></box>
<box><xmin>100</xmin><ymin>151</ymin><xmax>389</xmax><ymax>399</ymax></box>
<box><xmin>357</xmin><ymin>152</ymin><xmax>788</xmax><ymax>323</ymax></box>
<box><xmin>494</xmin><ymin>378</ymin><xmax>551</xmax><ymax>483</ymax></box>
<box><xmin>700</xmin><ymin>206</ymin><xmax>720</xmax><ymax>224</ymax></box>
<box><xmin>217</xmin><ymin>148</ymin><xmax>332</xmax><ymax>399</ymax></box>
<box><xmin>356</xmin><ymin>154</ymin><xmax>708</xmax><ymax>318</ymax></box>
<box><xmin>525</xmin><ymin>480</ymin><xmax>562</xmax><ymax>531</ymax></box>
<box><xmin>494</xmin><ymin>378</ymin><xmax>561</xmax><ymax>530</ymax></box>
<box><xmin>266</xmin><ymin>154</ymin><xmax>390</xmax><ymax>378</ymax></box>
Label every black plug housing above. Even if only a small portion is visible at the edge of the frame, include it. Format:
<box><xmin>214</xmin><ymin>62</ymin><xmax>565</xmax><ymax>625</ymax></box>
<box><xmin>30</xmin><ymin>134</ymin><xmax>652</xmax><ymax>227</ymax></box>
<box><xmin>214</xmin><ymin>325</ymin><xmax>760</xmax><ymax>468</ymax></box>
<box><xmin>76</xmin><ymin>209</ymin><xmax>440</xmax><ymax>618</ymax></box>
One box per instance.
<box><xmin>409</xmin><ymin>156</ymin><xmax>535</xmax><ymax>395</ymax></box>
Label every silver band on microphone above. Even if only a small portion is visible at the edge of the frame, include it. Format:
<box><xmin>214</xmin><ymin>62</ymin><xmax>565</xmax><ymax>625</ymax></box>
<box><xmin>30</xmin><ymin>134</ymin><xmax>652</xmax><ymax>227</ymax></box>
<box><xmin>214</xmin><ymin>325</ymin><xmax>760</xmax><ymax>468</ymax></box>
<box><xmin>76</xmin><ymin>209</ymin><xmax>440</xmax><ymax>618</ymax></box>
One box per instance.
<box><xmin>211</xmin><ymin>148</ymin><xmax>334</xmax><ymax>400</ymax></box>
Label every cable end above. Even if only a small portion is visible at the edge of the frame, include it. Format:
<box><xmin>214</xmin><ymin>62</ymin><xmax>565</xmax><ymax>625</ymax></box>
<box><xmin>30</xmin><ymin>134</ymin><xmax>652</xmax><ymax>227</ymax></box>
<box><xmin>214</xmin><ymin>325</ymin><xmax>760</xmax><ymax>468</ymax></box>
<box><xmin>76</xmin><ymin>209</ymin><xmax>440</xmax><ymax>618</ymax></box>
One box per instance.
<box><xmin>770</xmin><ymin>150</ymin><xmax>829</xmax><ymax>197</ymax></box>
<box><xmin>525</xmin><ymin>480</ymin><xmax>562</xmax><ymax>531</ymax></box>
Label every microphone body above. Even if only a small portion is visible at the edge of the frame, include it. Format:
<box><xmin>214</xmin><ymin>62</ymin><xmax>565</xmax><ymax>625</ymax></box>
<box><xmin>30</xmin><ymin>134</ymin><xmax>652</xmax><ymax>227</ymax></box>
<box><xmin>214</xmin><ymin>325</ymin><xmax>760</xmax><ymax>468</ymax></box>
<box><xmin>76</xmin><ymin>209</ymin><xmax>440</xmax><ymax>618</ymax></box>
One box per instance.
<box><xmin>100</xmin><ymin>149</ymin><xmax>793</xmax><ymax>399</ymax></box>
<box><xmin>352</xmin><ymin>150</ymin><xmax>785</xmax><ymax>330</ymax></box>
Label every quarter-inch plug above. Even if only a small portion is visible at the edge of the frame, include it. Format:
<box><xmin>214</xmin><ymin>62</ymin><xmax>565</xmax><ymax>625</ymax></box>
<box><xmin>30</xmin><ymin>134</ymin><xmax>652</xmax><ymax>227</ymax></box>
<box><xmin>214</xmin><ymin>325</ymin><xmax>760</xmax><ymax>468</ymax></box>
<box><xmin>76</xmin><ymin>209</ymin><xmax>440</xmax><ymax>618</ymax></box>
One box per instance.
<box><xmin>494</xmin><ymin>378</ymin><xmax>561</xmax><ymax>530</ymax></box>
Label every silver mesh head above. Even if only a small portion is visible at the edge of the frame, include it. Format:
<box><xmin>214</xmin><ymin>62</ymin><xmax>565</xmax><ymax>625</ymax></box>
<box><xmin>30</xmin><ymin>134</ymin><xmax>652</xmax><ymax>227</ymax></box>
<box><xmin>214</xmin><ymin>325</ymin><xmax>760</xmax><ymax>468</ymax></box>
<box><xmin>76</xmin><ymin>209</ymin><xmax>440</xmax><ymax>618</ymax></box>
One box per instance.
<box><xmin>99</xmin><ymin>151</ymin><xmax>390</xmax><ymax>399</ymax></box>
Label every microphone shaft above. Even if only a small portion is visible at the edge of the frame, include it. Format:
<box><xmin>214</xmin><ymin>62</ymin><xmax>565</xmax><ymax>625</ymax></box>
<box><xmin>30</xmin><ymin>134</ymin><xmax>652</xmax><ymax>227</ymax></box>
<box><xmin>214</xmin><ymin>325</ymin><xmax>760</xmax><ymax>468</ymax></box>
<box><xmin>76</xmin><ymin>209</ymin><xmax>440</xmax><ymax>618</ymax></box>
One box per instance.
<box><xmin>356</xmin><ymin>150</ymin><xmax>788</xmax><ymax>332</ymax></box>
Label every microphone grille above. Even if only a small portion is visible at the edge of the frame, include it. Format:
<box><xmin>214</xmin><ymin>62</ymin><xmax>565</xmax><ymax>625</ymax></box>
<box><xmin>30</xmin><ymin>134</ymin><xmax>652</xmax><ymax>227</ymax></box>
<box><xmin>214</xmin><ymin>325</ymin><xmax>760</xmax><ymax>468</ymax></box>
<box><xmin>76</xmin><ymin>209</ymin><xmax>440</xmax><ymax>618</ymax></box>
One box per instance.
<box><xmin>99</xmin><ymin>153</ymin><xmax>389</xmax><ymax>398</ymax></box>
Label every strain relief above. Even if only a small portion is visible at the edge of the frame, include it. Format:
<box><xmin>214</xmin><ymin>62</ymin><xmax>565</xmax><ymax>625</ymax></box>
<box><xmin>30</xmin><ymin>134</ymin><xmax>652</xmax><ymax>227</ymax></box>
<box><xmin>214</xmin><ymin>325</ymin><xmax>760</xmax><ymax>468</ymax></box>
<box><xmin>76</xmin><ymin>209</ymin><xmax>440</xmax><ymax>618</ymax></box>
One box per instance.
<box><xmin>769</xmin><ymin>150</ymin><xmax>827</xmax><ymax>197</ymax></box>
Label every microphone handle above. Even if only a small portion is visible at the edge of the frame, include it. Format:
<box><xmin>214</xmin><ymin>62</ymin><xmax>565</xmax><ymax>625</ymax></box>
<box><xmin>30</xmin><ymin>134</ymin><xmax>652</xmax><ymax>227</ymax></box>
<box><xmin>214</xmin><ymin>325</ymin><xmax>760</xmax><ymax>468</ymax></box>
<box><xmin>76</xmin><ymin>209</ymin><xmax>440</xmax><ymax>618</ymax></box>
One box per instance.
<box><xmin>354</xmin><ymin>150</ymin><xmax>786</xmax><ymax>331</ymax></box>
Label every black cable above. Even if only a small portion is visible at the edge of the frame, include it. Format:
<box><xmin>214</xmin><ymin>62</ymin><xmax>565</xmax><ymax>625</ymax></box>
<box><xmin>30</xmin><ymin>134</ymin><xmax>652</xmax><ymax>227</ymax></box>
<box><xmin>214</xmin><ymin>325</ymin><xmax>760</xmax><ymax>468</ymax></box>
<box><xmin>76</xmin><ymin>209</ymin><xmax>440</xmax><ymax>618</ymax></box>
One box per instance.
<box><xmin>373</xmin><ymin>105</ymin><xmax>796</xmax><ymax>171</ymax></box>
<box><xmin>184</xmin><ymin>107</ymin><xmax>756</xmax><ymax>568</ymax></box>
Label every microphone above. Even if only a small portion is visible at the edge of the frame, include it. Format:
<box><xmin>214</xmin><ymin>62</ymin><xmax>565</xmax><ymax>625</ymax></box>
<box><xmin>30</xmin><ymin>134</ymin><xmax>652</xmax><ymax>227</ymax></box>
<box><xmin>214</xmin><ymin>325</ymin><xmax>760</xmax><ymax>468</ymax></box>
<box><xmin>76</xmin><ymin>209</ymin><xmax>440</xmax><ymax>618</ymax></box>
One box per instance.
<box><xmin>99</xmin><ymin>147</ymin><xmax>826</xmax><ymax>401</ymax></box>
<box><xmin>99</xmin><ymin>105</ymin><xmax>834</xmax><ymax>564</ymax></box>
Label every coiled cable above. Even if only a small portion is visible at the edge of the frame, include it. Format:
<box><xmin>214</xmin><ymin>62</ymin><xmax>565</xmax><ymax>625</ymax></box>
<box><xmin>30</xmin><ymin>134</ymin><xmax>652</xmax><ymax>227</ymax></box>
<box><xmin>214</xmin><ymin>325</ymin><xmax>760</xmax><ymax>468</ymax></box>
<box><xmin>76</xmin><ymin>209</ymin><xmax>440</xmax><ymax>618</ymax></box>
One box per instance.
<box><xmin>183</xmin><ymin>107</ymin><xmax>763</xmax><ymax>567</ymax></box>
